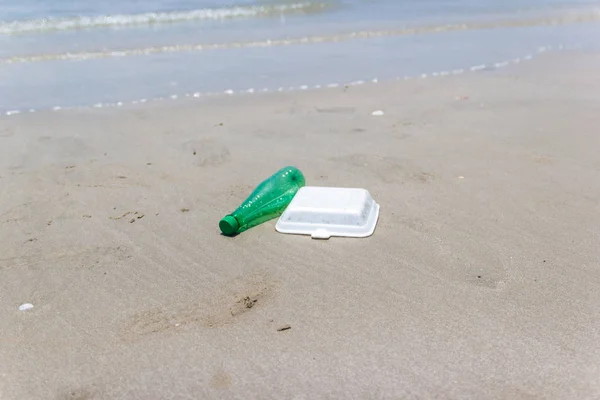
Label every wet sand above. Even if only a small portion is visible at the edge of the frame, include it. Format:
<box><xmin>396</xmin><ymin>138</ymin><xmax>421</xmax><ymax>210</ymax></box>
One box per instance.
<box><xmin>1</xmin><ymin>51</ymin><xmax>600</xmax><ymax>399</ymax></box>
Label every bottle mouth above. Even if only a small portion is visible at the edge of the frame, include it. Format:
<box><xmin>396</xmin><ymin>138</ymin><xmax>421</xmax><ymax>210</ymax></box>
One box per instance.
<box><xmin>219</xmin><ymin>215</ymin><xmax>239</xmax><ymax>236</ymax></box>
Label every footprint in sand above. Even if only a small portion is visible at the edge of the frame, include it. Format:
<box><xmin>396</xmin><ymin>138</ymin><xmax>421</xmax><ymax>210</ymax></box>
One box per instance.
<box><xmin>331</xmin><ymin>153</ymin><xmax>437</xmax><ymax>184</ymax></box>
<box><xmin>55</xmin><ymin>385</ymin><xmax>102</xmax><ymax>400</ymax></box>
<box><xmin>0</xmin><ymin>127</ymin><xmax>15</xmax><ymax>137</ymax></box>
<box><xmin>396</xmin><ymin>217</ymin><xmax>508</xmax><ymax>290</ymax></box>
<box><xmin>182</xmin><ymin>139</ymin><xmax>230</xmax><ymax>167</ymax></box>
<box><xmin>210</xmin><ymin>370</ymin><xmax>233</xmax><ymax>389</ymax></box>
<box><xmin>119</xmin><ymin>273</ymin><xmax>277</xmax><ymax>341</ymax></box>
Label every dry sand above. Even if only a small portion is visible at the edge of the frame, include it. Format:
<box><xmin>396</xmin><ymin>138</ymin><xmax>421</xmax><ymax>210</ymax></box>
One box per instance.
<box><xmin>1</xmin><ymin>51</ymin><xmax>600</xmax><ymax>399</ymax></box>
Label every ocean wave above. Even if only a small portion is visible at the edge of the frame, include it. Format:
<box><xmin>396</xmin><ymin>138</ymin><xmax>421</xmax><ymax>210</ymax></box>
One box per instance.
<box><xmin>0</xmin><ymin>1</ymin><xmax>332</xmax><ymax>35</ymax></box>
<box><xmin>2</xmin><ymin>9</ymin><xmax>600</xmax><ymax>64</ymax></box>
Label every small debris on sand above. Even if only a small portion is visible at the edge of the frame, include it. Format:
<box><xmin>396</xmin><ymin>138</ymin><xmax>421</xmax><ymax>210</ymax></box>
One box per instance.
<box><xmin>277</xmin><ymin>325</ymin><xmax>292</xmax><ymax>332</ymax></box>
<box><xmin>111</xmin><ymin>211</ymin><xmax>143</xmax><ymax>221</ymax></box>
<box><xmin>242</xmin><ymin>296</ymin><xmax>257</xmax><ymax>309</ymax></box>
<box><xmin>129</xmin><ymin>213</ymin><xmax>145</xmax><ymax>223</ymax></box>
<box><xmin>371</xmin><ymin>110</ymin><xmax>385</xmax><ymax>116</ymax></box>
<box><xmin>19</xmin><ymin>303</ymin><xmax>34</xmax><ymax>311</ymax></box>
<box><xmin>111</xmin><ymin>211</ymin><xmax>133</xmax><ymax>220</ymax></box>
<box><xmin>180</xmin><ymin>208</ymin><xmax>190</xmax><ymax>213</ymax></box>
<box><xmin>230</xmin><ymin>295</ymin><xmax>259</xmax><ymax>316</ymax></box>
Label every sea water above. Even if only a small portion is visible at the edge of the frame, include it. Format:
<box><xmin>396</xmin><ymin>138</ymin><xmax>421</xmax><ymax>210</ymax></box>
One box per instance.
<box><xmin>1</xmin><ymin>0</ymin><xmax>600</xmax><ymax>113</ymax></box>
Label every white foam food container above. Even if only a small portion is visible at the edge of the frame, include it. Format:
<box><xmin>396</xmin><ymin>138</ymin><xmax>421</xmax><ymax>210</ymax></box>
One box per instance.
<box><xmin>275</xmin><ymin>186</ymin><xmax>380</xmax><ymax>239</ymax></box>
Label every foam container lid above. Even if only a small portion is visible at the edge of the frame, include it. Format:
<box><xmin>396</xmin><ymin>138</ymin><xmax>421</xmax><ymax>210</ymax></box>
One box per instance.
<box><xmin>275</xmin><ymin>186</ymin><xmax>380</xmax><ymax>239</ymax></box>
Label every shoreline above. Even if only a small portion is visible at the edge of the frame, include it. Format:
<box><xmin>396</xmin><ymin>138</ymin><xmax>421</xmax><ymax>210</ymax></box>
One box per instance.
<box><xmin>0</xmin><ymin>44</ymin><xmax>570</xmax><ymax>117</ymax></box>
<box><xmin>0</xmin><ymin>35</ymin><xmax>586</xmax><ymax>117</ymax></box>
<box><xmin>1</xmin><ymin>51</ymin><xmax>600</xmax><ymax>399</ymax></box>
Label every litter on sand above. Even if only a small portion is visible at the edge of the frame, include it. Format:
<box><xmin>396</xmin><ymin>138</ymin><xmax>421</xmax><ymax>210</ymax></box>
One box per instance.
<box><xmin>276</xmin><ymin>186</ymin><xmax>380</xmax><ymax>239</ymax></box>
<box><xmin>219</xmin><ymin>166</ymin><xmax>380</xmax><ymax>239</ymax></box>
<box><xmin>219</xmin><ymin>166</ymin><xmax>305</xmax><ymax>237</ymax></box>
<box><xmin>19</xmin><ymin>303</ymin><xmax>34</xmax><ymax>311</ymax></box>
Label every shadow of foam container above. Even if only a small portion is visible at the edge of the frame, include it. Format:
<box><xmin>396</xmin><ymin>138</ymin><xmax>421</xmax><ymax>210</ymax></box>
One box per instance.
<box><xmin>275</xmin><ymin>186</ymin><xmax>380</xmax><ymax>239</ymax></box>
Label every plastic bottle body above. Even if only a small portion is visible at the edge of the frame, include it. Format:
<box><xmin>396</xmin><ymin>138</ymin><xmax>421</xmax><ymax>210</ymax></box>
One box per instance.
<box><xmin>219</xmin><ymin>166</ymin><xmax>305</xmax><ymax>236</ymax></box>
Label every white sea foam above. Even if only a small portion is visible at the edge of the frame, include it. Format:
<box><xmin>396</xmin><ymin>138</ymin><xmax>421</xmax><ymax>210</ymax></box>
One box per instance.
<box><xmin>3</xmin><ymin>9</ymin><xmax>599</xmax><ymax>65</ymax></box>
<box><xmin>0</xmin><ymin>2</ymin><xmax>330</xmax><ymax>35</ymax></box>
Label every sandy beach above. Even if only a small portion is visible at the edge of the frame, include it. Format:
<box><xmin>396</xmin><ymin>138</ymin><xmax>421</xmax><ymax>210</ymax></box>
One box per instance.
<box><xmin>1</xmin><ymin>51</ymin><xmax>600</xmax><ymax>399</ymax></box>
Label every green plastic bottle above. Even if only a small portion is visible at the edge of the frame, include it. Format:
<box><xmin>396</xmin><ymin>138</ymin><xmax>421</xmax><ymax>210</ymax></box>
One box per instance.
<box><xmin>219</xmin><ymin>166</ymin><xmax>305</xmax><ymax>236</ymax></box>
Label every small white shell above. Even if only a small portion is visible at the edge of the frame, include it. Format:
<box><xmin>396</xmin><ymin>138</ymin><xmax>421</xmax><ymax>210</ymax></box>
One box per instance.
<box><xmin>19</xmin><ymin>303</ymin><xmax>34</xmax><ymax>311</ymax></box>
